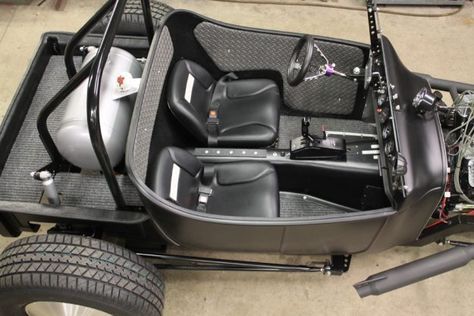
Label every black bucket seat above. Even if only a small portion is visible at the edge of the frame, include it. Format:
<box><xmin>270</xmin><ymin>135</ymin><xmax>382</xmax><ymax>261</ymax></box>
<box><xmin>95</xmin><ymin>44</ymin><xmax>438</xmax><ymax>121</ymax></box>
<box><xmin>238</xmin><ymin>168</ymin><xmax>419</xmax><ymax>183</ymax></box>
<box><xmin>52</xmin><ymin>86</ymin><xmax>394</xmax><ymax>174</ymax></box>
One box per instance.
<box><xmin>148</xmin><ymin>146</ymin><xmax>279</xmax><ymax>217</ymax></box>
<box><xmin>167</xmin><ymin>60</ymin><xmax>280</xmax><ymax>147</ymax></box>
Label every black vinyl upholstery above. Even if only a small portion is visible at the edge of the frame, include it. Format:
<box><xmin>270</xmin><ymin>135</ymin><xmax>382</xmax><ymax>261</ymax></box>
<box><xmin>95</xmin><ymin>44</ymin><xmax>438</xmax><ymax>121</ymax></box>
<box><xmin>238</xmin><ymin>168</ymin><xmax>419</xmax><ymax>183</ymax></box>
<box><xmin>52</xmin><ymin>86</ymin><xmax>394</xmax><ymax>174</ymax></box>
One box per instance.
<box><xmin>167</xmin><ymin>60</ymin><xmax>280</xmax><ymax>147</ymax></box>
<box><xmin>148</xmin><ymin>147</ymin><xmax>279</xmax><ymax>217</ymax></box>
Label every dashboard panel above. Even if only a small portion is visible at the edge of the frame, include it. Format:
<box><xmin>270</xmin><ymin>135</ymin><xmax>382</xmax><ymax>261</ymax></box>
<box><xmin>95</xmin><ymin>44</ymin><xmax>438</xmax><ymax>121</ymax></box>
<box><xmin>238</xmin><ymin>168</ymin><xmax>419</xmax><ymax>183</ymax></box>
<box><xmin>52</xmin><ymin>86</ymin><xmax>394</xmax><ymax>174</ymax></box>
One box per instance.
<box><xmin>374</xmin><ymin>36</ymin><xmax>447</xmax><ymax>209</ymax></box>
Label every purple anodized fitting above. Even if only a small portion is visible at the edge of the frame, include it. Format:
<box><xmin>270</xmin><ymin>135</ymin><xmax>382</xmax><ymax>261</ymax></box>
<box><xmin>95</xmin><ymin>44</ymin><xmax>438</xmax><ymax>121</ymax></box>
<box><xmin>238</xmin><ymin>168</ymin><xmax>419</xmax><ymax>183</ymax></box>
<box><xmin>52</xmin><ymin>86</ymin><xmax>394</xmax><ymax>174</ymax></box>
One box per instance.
<box><xmin>324</xmin><ymin>64</ymin><xmax>335</xmax><ymax>77</ymax></box>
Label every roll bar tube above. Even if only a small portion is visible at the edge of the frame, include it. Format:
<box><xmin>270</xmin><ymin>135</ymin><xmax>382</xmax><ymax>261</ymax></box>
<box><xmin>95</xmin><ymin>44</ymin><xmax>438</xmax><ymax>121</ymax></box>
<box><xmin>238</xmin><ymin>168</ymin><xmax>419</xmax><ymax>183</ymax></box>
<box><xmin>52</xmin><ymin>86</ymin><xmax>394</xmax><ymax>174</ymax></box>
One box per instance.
<box><xmin>37</xmin><ymin>61</ymin><xmax>93</xmax><ymax>166</ymax></box>
<box><xmin>64</xmin><ymin>0</ymin><xmax>116</xmax><ymax>79</ymax></box>
<box><xmin>416</xmin><ymin>73</ymin><xmax>474</xmax><ymax>101</ymax></box>
<box><xmin>64</xmin><ymin>0</ymin><xmax>155</xmax><ymax>79</ymax></box>
<box><xmin>86</xmin><ymin>0</ymin><xmax>129</xmax><ymax>209</ymax></box>
<box><xmin>38</xmin><ymin>0</ymin><xmax>155</xmax><ymax>209</ymax></box>
<box><xmin>141</xmin><ymin>0</ymin><xmax>155</xmax><ymax>44</ymax></box>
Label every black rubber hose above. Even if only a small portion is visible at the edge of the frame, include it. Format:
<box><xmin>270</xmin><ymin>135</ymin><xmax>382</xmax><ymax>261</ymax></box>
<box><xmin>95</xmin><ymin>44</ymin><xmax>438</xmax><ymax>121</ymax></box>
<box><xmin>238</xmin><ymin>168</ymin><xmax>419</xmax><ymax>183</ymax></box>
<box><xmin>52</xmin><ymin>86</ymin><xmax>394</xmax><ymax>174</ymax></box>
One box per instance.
<box><xmin>354</xmin><ymin>245</ymin><xmax>474</xmax><ymax>298</ymax></box>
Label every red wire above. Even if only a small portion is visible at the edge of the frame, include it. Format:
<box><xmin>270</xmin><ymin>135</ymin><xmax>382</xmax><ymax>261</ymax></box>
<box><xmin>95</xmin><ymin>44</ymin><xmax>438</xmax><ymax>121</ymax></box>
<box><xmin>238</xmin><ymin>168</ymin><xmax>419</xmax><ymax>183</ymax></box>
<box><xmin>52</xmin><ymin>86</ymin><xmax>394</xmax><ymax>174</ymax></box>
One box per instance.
<box><xmin>425</xmin><ymin>209</ymin><xmax>474</xmax><ymax>230</ymax></box>
<box><xmin>425</xmin><ymin>220</ymin><xmax>445</xmax><ymax>229</ymax></box>
<box><xmin>438</xmin><ymin>174</ymin><xmax>450</xmax><ymax>222</ymax></box>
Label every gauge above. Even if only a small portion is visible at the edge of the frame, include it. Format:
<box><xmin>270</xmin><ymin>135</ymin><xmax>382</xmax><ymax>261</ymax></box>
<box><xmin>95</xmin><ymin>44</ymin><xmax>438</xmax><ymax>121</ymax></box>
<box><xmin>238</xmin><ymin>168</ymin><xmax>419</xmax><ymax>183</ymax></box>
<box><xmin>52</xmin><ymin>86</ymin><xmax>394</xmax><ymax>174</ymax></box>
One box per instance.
<box><xmin>382</xmin><ymin>124</ymin><xmax>393</xmax><ymax>139</ymax></box>
<box><xmin>384</xmin><ymin>141</ymin><xmax>395</xmax><ymax>156</ymax></box>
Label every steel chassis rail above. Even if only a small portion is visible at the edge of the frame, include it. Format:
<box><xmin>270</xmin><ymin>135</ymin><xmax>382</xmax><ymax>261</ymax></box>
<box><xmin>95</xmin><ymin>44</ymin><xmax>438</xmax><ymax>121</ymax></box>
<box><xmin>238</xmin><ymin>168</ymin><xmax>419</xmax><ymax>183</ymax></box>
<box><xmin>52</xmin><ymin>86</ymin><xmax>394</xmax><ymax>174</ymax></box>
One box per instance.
<box><xmin>137</xmin><ymin>252</ymin><xmax>352</xmax><ymax>274</ymax></box>
<box><xmin>376</xmin><ymin>0</ymin><xmax>465</xmax><ymax>6</ymax></box>
<box><xmin>416</xmin><ymin>73</ymin><xmax>474</xmax><ymax>100</ymax></box>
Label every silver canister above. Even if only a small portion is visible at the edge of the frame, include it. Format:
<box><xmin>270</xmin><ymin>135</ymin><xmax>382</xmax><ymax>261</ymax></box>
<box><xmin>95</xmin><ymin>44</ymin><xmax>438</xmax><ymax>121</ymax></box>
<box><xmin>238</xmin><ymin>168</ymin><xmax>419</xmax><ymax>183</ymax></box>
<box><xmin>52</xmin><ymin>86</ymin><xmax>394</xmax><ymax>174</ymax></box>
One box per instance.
<box><xmin>56</xmin><ymin>47</ymin><xmax>143</xmax><ymax>170</ymax></box>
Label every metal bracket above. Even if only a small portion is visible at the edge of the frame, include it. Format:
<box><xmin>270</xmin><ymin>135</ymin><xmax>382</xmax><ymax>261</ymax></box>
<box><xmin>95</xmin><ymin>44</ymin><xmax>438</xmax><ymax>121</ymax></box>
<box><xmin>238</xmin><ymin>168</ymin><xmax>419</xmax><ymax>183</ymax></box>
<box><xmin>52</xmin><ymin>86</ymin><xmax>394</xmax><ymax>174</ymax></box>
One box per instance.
<box><xmin>367</xmin><ymin>1</ymin><xmax>381</xmax><ymax>53</ymax></box>
<box><xmin>327</xmin><ymin>255</ymin><xmax>352</xmax><ymax>275</ymax></box>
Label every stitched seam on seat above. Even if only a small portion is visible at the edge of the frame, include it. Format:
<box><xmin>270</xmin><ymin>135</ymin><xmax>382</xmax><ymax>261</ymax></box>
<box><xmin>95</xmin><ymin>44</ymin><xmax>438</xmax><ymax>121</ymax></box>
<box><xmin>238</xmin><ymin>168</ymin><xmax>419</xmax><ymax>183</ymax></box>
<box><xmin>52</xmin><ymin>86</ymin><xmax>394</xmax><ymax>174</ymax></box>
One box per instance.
<box><xmin>226</xmin><ymin>84</ymin><xmax>278</xmax><ymax>99</ymax></box>
<box><xmin>216</xmin><ymin>167</ymin><xmax>275</xmax><ymax>186</ymax></box>
<box><xmin>219</xmin><ymin>122</ymin><xmax>277</xmax><ymax>135</ymax></box>
<box><xmin>183</xmin><ymin>61</ymin><xmax>215</xmax><ymax>89</ymax></box>
<box><xmin>167</xmin><ymin>100</ymin><xmax>208</xmax><ymax>140</ymax></box>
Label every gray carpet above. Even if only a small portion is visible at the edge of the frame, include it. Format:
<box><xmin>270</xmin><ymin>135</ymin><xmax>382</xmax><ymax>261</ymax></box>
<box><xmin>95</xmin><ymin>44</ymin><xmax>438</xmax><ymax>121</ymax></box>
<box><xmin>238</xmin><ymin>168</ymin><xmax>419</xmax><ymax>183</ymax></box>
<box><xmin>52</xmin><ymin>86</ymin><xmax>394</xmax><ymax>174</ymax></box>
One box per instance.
<box><xmin>0</xmin><ymin>56</ymin><xmax>141</xmax><ymax>209</ymax></box>
<box><xmin>277</xmin><ymin>115</ymin><xmax>376</xmax><ymax>149</ymax></box>
<box><xmin>279</xmin><ymin>192</ymin><xmax>356</xmax><ymax>217</ymax></box>
<box><xmin>0</xmin><ymin>55</ymin><xmax>374</xmax><ymax>211</ymax></box>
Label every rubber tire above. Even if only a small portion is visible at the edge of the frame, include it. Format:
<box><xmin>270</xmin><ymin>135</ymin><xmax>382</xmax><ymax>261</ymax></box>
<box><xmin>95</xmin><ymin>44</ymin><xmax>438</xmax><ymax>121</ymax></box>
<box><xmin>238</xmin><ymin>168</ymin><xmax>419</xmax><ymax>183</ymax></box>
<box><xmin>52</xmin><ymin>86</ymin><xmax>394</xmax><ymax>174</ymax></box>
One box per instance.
<box><xmin>0</xmin><ymin>234</ymin><xmax>165</xmax><ymax>316</ymax></box>
<box><xmin>91</xmin><ymin>0</ymin><xmax>173</xmax><ymax>36</ymax></box>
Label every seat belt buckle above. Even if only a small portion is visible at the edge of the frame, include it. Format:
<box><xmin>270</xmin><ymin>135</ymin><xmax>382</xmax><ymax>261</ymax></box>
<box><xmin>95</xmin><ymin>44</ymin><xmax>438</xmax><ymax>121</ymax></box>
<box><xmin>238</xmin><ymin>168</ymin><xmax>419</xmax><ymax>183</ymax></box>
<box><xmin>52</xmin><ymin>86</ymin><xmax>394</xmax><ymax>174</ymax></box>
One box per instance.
<box><xmin>207</xmin><ymin>110</ymin><xmax>219</xmax><ymax>146</ymax></box>
<box><xmin>197</xmin><ymin>186</ymin><xmax>213</xmax><ymax>212</ymax></box>
<box><xmin>199</xmin><ymin>186</ymin><xmax>213</xmax><ymax>198</ymax></box>
<box><xmin>198</xmin><ymin>194</ymin><xmax>210</xmax><ymax>205</ymax></box>
<box><xmin>208</xmin><ymin>110</ymin><xmax>219</xmax><ymax>125</ymax></box>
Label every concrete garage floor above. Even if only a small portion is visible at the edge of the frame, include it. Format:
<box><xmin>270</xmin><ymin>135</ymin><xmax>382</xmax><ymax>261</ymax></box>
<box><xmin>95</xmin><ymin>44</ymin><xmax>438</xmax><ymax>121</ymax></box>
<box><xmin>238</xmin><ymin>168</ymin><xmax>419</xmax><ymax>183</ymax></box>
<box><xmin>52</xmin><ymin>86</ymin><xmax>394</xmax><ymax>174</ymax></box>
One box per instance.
<box><xmin>0</xmin><ymin>0</ymin><xmax>473</xmax><ymax>315</ymax></box>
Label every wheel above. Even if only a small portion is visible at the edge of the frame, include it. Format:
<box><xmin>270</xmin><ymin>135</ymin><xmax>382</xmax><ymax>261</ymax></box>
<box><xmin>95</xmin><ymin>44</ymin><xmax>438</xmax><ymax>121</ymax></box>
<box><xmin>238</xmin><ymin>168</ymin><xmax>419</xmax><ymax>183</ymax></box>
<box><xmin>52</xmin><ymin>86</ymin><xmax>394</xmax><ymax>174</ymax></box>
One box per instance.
<box><xmin>0</xmin><ymin>234</ymin><xmax>164</xmax><ymax>316</ymax></box>
<box><xmin>91</xmin><ymin>0</ymin><xmax>173</xmax><ymax>36</ymax></box>
<box><xmin>287</xmin><ymin>35</ymin><xmax>314</xmax><ymax>86</ymax></box>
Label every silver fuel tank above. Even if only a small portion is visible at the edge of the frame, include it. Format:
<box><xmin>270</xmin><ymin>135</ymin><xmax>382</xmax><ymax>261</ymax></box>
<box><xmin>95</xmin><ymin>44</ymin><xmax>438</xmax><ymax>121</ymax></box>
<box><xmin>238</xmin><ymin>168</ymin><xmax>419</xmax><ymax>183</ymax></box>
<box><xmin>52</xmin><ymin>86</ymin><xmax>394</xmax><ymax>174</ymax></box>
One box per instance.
<box><xmin>56</xmin><ymin>47</ymin><xmax>142</xmax><ymax>170</ymax></box>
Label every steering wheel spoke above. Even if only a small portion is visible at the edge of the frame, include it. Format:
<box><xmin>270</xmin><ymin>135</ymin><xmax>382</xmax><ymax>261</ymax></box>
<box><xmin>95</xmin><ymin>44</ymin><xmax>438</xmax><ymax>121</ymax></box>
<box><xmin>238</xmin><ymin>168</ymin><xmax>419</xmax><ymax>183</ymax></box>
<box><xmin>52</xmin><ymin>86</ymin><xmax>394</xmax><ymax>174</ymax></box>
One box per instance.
<box><xmin>288</xmin><ymin>35</ymin><xmax>359</xmax><ymax>86</ymax></box>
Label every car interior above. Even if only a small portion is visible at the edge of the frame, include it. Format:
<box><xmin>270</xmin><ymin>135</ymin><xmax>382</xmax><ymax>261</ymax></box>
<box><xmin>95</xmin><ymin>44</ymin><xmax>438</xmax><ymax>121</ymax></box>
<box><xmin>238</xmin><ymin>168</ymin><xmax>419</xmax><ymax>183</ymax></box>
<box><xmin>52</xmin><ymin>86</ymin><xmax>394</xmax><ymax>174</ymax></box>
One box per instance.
<box><xmin>131</xmin><ymin>11</ymin><xmax>392</xmax><ymax>220</ymax></box>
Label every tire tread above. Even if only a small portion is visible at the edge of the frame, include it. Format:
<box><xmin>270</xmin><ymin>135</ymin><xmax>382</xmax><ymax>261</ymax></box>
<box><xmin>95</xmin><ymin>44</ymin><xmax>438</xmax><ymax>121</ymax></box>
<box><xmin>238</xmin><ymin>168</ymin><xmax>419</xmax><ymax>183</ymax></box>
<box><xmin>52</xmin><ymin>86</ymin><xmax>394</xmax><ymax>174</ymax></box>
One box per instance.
<box><xmin>0</xmin><ymin>234</ymin><xmax>164</xmax><ymax>316</ymax></box>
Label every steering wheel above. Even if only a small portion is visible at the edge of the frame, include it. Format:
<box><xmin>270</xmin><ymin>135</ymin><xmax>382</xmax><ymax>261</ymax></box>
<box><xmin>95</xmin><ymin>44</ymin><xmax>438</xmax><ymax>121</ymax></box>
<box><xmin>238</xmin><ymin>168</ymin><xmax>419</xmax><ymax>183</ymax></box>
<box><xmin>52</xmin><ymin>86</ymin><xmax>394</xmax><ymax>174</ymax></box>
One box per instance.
<box><xmin>287</xmin><ymin>35</ymin><xmax>314</xmax><ymax>86</ymax></box>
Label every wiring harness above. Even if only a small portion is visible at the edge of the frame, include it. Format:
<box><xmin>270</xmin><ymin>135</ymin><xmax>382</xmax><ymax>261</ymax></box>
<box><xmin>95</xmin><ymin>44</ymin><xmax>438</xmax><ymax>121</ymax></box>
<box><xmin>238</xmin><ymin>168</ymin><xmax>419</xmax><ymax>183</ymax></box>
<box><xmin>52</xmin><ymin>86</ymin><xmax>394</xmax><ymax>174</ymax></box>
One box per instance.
<box><xmin>445</xmin><ymin>91</ymin><xmax>474</xmax><ymax>204</ymax></box>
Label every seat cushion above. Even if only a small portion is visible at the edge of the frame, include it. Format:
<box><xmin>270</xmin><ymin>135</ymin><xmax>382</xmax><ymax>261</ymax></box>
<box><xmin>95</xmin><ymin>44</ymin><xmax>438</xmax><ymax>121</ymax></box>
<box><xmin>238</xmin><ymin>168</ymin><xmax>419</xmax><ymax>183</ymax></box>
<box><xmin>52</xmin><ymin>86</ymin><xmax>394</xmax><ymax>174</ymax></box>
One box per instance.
<box><xmin>167</xmin><ymin>59</ymin><xmax>280</xmax><ymax>147</ymax></box>
<box><xmin>148</xmin><ymin>147</ymin><xmax>203</xmax><ymax>210</ymax></box>
<box><xmin>148</xmin><ymin>147</ymin><xmax>279</xmax><ymax>218</ymax></box>
<box><xmin>167</xmin><ymin>60</ymin><xmax>215</xmax><ymax>144</ymax></box>
<box><xmin>205</xmin><ymin>161</ymin><xmax>280</xmax><ymax>217</ymax></box>
<box><xmin>213</xmin><ymin>79</ymin><xmax>280</xmax><ymax>147</ymax></box>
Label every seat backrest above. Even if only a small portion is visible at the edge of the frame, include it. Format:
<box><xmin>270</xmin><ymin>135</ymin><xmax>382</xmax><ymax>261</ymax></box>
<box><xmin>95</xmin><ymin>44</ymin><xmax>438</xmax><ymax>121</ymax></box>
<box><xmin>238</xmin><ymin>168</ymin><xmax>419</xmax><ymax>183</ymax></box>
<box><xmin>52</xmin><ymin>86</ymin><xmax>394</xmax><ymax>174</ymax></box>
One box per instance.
<box><xmin>167</xmin><ymin>60</ymin><xmax>216</xmax><ymax>143</ymax></box>
<box><xmin>148</xmin><ymin>147</ymin><xmax>203</xmax><ymax>210</ymax></box>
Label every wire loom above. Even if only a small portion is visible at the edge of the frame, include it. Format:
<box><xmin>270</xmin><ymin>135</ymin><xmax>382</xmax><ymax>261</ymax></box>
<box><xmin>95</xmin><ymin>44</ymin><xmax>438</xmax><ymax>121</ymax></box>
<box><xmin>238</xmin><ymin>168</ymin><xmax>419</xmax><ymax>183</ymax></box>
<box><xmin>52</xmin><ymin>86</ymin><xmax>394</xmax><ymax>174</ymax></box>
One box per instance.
<box><xmin>445</xmin><ymin>91</ymin><xmax>474</xmax><ymax>203</ymax></box>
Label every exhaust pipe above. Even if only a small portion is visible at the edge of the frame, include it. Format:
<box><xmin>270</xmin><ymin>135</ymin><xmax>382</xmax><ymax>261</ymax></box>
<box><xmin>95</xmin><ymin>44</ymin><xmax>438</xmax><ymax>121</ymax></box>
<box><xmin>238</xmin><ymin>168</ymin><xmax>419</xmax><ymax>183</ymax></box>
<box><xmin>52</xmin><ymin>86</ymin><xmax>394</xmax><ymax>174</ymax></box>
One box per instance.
<box><xmin>354</xmin><ymin>245</ymin><xmax>474</xmax><ymax>298</ymax></box>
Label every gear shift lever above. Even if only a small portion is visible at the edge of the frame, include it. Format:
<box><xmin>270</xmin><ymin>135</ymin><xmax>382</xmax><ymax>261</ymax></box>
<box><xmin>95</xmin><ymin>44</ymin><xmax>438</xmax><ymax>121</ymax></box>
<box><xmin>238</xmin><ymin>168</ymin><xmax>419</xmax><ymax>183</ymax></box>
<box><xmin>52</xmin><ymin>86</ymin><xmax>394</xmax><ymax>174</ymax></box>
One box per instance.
<box><xmin>290</xmin><ymin>117</ymin><xmax>346</xmax><ymax>160</ymax></box>
<box><xmin>302</xmin><ymin>117</ymin><xmax>311</xmax><ymax>138</ymax></box>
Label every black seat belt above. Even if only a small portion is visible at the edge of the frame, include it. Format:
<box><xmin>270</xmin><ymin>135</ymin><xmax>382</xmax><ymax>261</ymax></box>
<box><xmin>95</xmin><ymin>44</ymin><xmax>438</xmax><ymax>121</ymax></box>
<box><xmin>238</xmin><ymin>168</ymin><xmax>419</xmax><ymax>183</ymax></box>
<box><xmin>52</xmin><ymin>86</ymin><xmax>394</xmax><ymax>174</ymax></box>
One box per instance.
<box><xmin>207</xmin><ymin>72</ymin><xmax>238</xmax><ymax>146</ymax></box>
<box><xmin>196</xmin><ymin>165</ymin><xmax>215</xmax><ymax>212</ymax></box>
